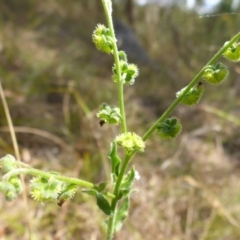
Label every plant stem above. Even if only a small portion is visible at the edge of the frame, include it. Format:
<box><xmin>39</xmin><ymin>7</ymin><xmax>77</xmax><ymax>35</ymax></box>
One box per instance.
<box><xmin>2</xmin><ymin>168</ymin><xmax>115</xmax><ymax>199</ymax></box>
<box><xmin>101</xmin><ymin>2</ymin><xmax>129</xmax><ymax>237</ymax></box>
<box><xmin>106</xmin><ymin>153</ymin><xmax>132</xmax><ymax>240</ymax></box>
<box><xmin>102</xmin><ymin>0</ymin><xmax>127</xmax><ymax>133</ymax></box>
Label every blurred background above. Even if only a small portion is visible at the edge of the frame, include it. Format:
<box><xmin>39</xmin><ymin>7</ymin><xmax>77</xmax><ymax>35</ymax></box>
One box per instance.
<box><xmin>0</xmin><ymin>0</ymin><xmax>240</xmax><ymax>239</ymax></box>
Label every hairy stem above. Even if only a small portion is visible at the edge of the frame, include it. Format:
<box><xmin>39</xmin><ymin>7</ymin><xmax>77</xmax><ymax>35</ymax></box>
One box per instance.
<box><xmin>2</xmin><ymin>168</ymin><xmax>115</xmax><ymax>199</ymax></box>
<box><xmin>102</xmin><ymin>0</ymin><xmax>127</xmax><ymax>133</ymax></box>
<box><xmin>106</xmin><ymin>153</ymin><xmax>131</xmax><ymax>240</ymax></box>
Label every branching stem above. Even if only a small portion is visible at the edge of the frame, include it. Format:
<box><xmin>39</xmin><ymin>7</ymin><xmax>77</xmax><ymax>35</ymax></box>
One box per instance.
<box><xmin>2</xmin><ymin>168</ymin><xmax>115</xmax><ymax>199</ymax></box>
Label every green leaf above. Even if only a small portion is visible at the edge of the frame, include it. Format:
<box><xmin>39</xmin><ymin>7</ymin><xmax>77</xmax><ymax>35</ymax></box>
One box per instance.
<box><xmin>96</xmin><ymin>193</ymin><xmax>112</xmax><ymax>216</ymax></box>
<box><xmin>97</xmin><ymin>182</ymin><xmax>107</xmax><ymax>192</ymax></box>
<box><xmin>108</xmin><ymin>141</ymin><xmax>121</xmax><ymax>176</ymax></box>
<box><xmin>115</xmin><ymin>197</ymin><xmax>130</xmax><ymax>232</ymax></box>
<box><xmin>120</xmin><ymin>167</ymin><xmax>136</xmax><ymax>197</ymax></box>
<box><xmin>82</xmin><ymin>189</ymin><xmax>112</xmax><ymax>215</ymax></box>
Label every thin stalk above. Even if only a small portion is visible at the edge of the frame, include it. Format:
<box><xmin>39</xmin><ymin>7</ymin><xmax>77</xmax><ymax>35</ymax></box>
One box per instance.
<box><xmin>101</xmin><ymin>2</ymin><xmax>129</xmax><ymax>236</ymax></box>
<box><xmin>2</xmin><ymin>168</ymin><xmax>115</xmax><ymax>199</ymax></box>
<box><xmin>102</xmin><ymin>0</ymin><xmax>127</xmax><ymax>133</ymax></box>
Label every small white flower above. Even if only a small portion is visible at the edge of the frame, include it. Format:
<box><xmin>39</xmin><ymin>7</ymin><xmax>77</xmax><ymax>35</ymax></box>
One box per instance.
<box><xmin>134</xmin><ymin>170</ymin><xmax>140</xmax><ymax>181</ymax></box>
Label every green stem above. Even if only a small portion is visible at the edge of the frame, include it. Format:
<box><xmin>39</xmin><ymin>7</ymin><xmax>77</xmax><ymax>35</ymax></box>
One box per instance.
<box><xmin>2</xmin><ymin>168</ymin><xmax>115</xmax><ymax>199</ymax></box>
<box><xmin>106</xmin><ymin>207</ymin><xmax>117</xmax><ymax>240</ymax></box>
<box><xmin>142</xmin><ymin>32</ymin><xmax>240</xmax><ymax>141</ymax></box>
<box><xmin>102</xmin><ymin>1</ymin><xmax>130</xmax><ymax>238</ymax></box>
<box><xmin>106</xmin><ymin>153</ymin><xmax>132</xmax><ymax>240</ymax></box>
<box><xmin>102</xmin><ymin>0</ymin><xmax>127</xmax><ymax>133</ymax></box>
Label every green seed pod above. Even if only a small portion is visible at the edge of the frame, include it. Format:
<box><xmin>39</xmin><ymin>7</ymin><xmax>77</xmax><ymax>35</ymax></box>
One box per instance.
<box><xmin>57</xmin><ymin>184</ymin><xmax>78</xmax><ymax>206</ymax></box>
<box><xmin>157</xmin><ymin>117</ymin><xmax>182</xmax><ymax>140</ymax></box>
<box><xmin>176</xmin><ymin>82</ymin><xmax>204</xmax><ymax>106</ymax></box>
<box><xmin>202</xmin><ymin>63</ymin><xmax>229</xmax><ymax>85</ymax></box>
<box><xmin>92</xmin><ymin>24</ymin><xmax>114</xmax><ymax>54</ymax></box>
<box><xmin>223</xmin><ymin>41</ymin><xmax>240</xmax><ymax>62</ymax></box>
<box><xmin>124</xmin><ymin>63</ymin><xmax>139</xmax><ymax>85</ymax></box>
<box><xmin>96</xmin><ymin>103</ymin><xmax>121</xmax><ymax>125</ymax></box>
<box><xmin>30</xmin><ymin>177</ymin><xmax>62</xmax><ymax>202</ymax></box>
<box><xmin>112</xmin><ymin>61</ymin><xmax>139</xmax><ymax>85</ymax></box>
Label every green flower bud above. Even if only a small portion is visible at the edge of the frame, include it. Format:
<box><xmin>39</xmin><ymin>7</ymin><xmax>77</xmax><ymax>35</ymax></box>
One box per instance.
<box><xmin>0</xmin><ymin>154</ymin><xmax>17</xmax><ymax>173</ymax></box>
<box><xmin>9</xmin><ymin>177</ymin><xmax>22</xmax><ymax>194</ymax></box>
<box><xmin>115</xmin><ymin>132</ymin><xmax>145</xmax><ymax>152</ymax></box>
<box><xmin>157</xmin><ymin>117</ymin><xmax>182</xmax><ymax>140</ymax></box>
<box><xmin>118</xmin><ymin>51</ymin><xmax>127</xmax><ymax>62</ymax></box>
<box><xmin>176</xmin><ymin>82</ymin><xmax>204</xmax><ymax>106</ymax></box>
<box><xmin>202</xmin><ymin>63</ymin><xmax>229</xmax><ymax>85</ymax></box>
<box><xmin>0</xmin><ymin>179</ymin><xmax>21</xmax><ymax>201</ymax></box>
<box><xmin>6</xmin><ymin>191</ymin><xmax>17</xmax><ymax>201</ymax></box>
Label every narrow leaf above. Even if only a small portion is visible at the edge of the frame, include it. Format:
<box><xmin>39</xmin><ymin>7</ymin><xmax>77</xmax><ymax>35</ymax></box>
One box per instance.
<box><xmin>97</xmin><ymin>182</ymin><xmax>107</xmax><ymax>192</ymax></box>
<box><xmin>108</xmin><ymin>141</ymin><xmax>121</xmax><ymax>176</ymax></box>
<box><xmin>96</xmin><ymin>193</ymin><xmax>112</xmax><ymax>216</ymax></box>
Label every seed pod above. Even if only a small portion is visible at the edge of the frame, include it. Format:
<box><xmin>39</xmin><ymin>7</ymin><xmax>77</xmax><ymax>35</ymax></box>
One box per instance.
<box><xmin>202</xmin><ymin>63</ymin><xmax>229</xmax><ymax>85</ymax></box>
<box><xmin>92</xmin><ymin>24</ymin><xmax>114</xmax><ymax>54</ymax></box>
<box><xmin>157</xmin><ymin>117</ymin><xmax>182</xmax><ymax>140</ymax></box>
<box><xmin>176</xmin><ymin>82</ymin><xmax>204</xmax><ymax>106</ymax></box>
<box><xmin>223</xmin><ymin>41</ymin><xmax>240</xmax><ymax>62</ymax></box>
